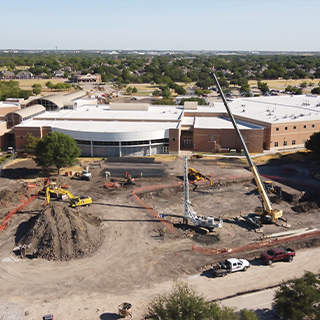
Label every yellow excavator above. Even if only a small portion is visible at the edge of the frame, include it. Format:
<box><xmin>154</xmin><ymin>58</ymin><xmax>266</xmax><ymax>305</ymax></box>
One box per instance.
<box><xmin>212</xmin><ymin>71</ymin><xmax>284</xmax><ymax>227</ymax></box>
<box><xmin>45</xmin><ymin>186</ymin><xmax>92</xmax><ymax>208</ymax></box>
<box><xmin>188</xmin><ymin>167</ymin><xmax>212</xmax><ymax>186</ymax></box>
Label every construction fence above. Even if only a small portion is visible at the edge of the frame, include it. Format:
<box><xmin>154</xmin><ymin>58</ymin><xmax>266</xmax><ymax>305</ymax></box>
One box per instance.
<box><xmin>132</xmin><ymin>182</ymin><xmax>184</xmax><ymax>234</ymax></box>
<box><xmin>192</xmin><ymin>229</ymin><xmax>320</xmax><ymax>256</ymax></box>
<box><xmin>0</xmin><ymin>178</ymin><xmax>49</xmax><ymax>231</ymax></box>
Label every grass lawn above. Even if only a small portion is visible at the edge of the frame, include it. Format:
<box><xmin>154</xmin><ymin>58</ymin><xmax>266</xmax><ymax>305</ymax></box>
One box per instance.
<box><xmin>248</xmin><ymin>78</ymin><xmax>320</xmax><ymax>88</ymax></box>
<box><xmin>121</xmin><ymin>91</ymin><xmax>153</xmax><ymax>97</ymax></box>
<box><xmin>3</xmin><ymin>79</ymin><xmax>66</xmax><ymax>89</ymax></box>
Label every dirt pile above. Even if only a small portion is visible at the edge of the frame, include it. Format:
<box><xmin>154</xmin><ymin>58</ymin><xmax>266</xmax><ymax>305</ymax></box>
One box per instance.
<box><xmin>15</xmin><ymin>205</ymin><xmax>104</xmax><ymax>261</ymax></box>
<box><xmin>0</xmin><ymin>184</ymin><xmax>28</xmax><ymax>204</ymax></box>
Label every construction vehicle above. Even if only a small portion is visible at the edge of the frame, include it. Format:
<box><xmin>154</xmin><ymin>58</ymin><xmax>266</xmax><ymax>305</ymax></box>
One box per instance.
<box><xmin>74</xmin><ymin>169</ymin><xmax>92</xmax><ymax>181</ymax></box>
<box><xmin>123</xmin><ymin>171</ymin><xmax>135</xmax><ymax>185</ymax></box>
<box><xmin>45</xmin><ymin>186</ymin><xmax>92</xmax><ymax>208</ymax></box>
<box><xmin>188</xmin><ymin>167</ymin><xmax>212</xmax><ymax>186</ymax></box>
<box><xmin>183</xmin><ymin>157</ymin><xmax>223</xmax><ymax>230</ymax></box>
<box><xmin>211</xmin><ymin>71</ymin><xmax>284</xmax><ymax>227</ymax></box>
<box><xmin>255</xmin><ymin>180</ymin><xmax>282</xmax><ymax>198</ymax></box>
<box><xmin>191</xmin><ymin>153</ymin><xmax>203</xmax><ymax>159</ymax></box>
<box><xmin>212</xmin><ymin>258</ymin><xmax>250</xmax><ymax>277</ymax></box>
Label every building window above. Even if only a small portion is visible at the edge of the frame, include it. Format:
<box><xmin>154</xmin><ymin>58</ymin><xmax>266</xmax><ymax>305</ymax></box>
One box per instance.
<box><xmin>293</xmin><ymin>126</ymin><xmax>296</xmax><ymax>129</ymax></box>
<box><xmin>276</xmin><ymin>128</ymin><xmax>279</xmax><ymax>131</ymax></box>
<box><xmin>163</xmin><ymin>147</ymin><xmax>169</xmax><ymax>153</ymax></box>
<box><xmin>173</xmin><ymin>138</ymin><xmax>175</xmax><ymax>141</ymax></box>
<box><xmin>285</xmin><ymin>127</ymin><xmax>288</xmax><ymax>130</ymax></box>
<box><xmin>292</xmin><ymin>140</ymin><xmax>296</xmax><ymax>145</ymax></box>
<box><xmin>274</xmin><ymin>142</ymin><xmax>278</xmax><ymax>147</ymax></box>
<box><xmin>283</xmin><ymin>141</ymin><xmax>287</xmax><ymax>146</ymax></box>
<box><xmin>304</xmin><ymin>125</ymin><xmax>306</xmax><ymax>129</ymax></box>
<box><xmin>312</xmin><ymin>124</ymin><xmax>315</xmax><ymax>128</ymax></box>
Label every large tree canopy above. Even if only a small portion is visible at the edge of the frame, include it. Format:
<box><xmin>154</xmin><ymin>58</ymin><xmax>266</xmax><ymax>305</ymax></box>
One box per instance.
<box><xmin>34</xmin><ymin>132</ymin><xmax>81</xmax><ymax>174</ymax></box>
<box><xmin>305</xmin><ymin>131</ymin><xmax>320</xmax><ymax>155</ymax></box>
<box><xmin>144</xmin><ymin>280</ymin><xmax>258</xmax><ymax>320</ymax></box>
<box><xmin>273</xmin><ymin>271</ymin><xmax>320</xmax><ymax>320</ymax></box>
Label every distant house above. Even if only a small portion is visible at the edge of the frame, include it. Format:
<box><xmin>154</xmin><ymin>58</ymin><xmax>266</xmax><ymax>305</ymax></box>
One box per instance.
<box><xmin>16</xmin><ymin>71</ymin><xmax>33</xmax><ymax>79</ymax></box>
<box><xmin>54</xmin><ymin>69</ymin><xmax>64</xmax><ymax>77</ymax></box>
<box><xmin>0</xmin><ymin>70</ymin><xmax>15</xmax><ymax>79</ymax></box>
<box><xmin>74</xmin><ymin>73</ymin><xmax>101</xmax><ymax>83</ymax></box>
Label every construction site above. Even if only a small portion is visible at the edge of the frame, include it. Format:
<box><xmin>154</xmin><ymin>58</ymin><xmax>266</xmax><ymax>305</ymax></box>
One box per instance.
<box><xmin>0</xmin><ymin>150</ymin><xmax>320</xmax><ymax>319</ymax></box>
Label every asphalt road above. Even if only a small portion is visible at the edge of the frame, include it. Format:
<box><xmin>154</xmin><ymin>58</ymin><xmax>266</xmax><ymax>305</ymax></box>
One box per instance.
<box><xmin>221</xmin><ymin>288</ymin><xmax>280</xmax><ymax>319</ymax></box>
<box><xmin>185</xmin><ymin>246</ymin><xmax>320</xmax><ymax>319</ymax></box>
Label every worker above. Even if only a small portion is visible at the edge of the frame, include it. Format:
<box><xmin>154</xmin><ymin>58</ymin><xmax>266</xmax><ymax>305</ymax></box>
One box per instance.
<box><xmin>105</xmin><ymin>171</ymin><xmax>111</xmax><ymax>179</ymax></box>
<box><xmin>140</xmin><ymin>172</ymin><xmax>143</xmax><ymax>179</ymax></box>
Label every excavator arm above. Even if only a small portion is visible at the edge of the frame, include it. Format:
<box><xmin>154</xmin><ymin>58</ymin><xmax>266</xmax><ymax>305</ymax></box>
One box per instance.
<box><xmin>45</xmin><ymin>186</ymin><xmax>92</xmax><ymax>208</ymax></box>
<box><xmin>188</xmin><ymin>167</ymin><xmax>213</xmax><ymax>186</ymax></box>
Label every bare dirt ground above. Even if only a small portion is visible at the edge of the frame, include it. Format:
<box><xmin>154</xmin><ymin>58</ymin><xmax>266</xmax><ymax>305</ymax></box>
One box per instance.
<box><xmin>0</xmin><ymin>156</ymin><xmax>320</xmax><ymax>319</ymax></box>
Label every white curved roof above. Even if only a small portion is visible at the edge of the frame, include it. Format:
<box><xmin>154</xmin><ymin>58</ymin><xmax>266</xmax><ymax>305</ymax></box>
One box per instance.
<box><xmin>17</xmin><ymin>119</ymin><xmax>179</xmax><ymax>141</ymax></box>
<box><xmin>7</xmin><ymin>104</ymin><xmax>45</xmax><ymax>118</ymax></box>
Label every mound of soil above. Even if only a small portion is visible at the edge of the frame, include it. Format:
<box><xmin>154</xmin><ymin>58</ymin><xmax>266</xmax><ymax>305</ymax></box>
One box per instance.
<box><xmin>292</xmin><ymin>201</ymin><xmax>319</xmax><ymax>213</ymax></box>
<box><xmin>0</xmin><ymin>184</ymin><xmax>28</xmax><ymax>204</ymax></box>
<box><xmin>15</xmin><ymin>206</ymin><xmax>104</xmax><ymax>261</ymax></box>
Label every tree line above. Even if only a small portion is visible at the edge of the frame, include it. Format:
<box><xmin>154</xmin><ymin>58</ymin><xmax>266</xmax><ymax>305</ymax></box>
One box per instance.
<box><xmin>1</xmin><ymin>52</ymin><xmax>320</xmax><ymax>89</ymax></box>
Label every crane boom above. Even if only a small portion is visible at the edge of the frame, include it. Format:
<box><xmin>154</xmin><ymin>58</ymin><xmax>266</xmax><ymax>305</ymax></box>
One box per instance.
<box><xmin>211</xmin><ymin>71</ymin><xmax>282</xmax><ymax>224</ymax></box>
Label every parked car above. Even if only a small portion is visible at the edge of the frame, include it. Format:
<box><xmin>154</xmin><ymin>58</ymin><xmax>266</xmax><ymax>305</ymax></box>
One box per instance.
<box><xmin>212</xmin><ymin>258</ymin><xmax>250</xmax><ymax>277</ymax></box>
<box><xmin>260</xmin><ymin>248</ymin><xmax>295</xmax><ymax>265</ymax></box>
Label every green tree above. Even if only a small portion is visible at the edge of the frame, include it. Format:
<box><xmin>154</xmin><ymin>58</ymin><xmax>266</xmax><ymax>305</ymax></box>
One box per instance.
<box><xmin>32</xmin><ymin>83</ymin><xmax>42</xmax><ymax>94</ymax></box>
<box><xmin>45</xmin><ymin>81</ymin><xmax>54</xmax><ymax>91</ymax></box>
<box><xmin>152</xmin><ymin>89</ymin><xmax>160</xmax><ymax>96</ymax></box>
<box><xmin>311</xmin><ymin>87</ymin><xmax>320</xmax><ymax>94</ymax></box>
<box><xmin>153</xmin><ymin>99</ymin><xmax>175</xmax><ymax>105</ymax></box>
<box><xmin>305</xmin><ymin>131</ymin><xmax>320</xmax><ymax>155</ymax></box>
<box><xmin>22</xmin><ymin>133</ymin><xmax>40</xmax><ymax>154</ymax></box>
<box><xmin>174</xmin><ymin>86</ymin><xmax>186</xmax><ymax>95</ymax></box>
<box><xmin>144</xmin><ymin>280</ymin><xmax>258</xmax><ymax>320</ymax></box>
<box><xmin>34</xmin><ymin>132</ymin><xmax>81</xmax><ymax>174</ymax></box>
<box><xmin>257</xmin><ymin>81</ymin><xmax>269</xmax><ymax>93</ymax></box>
<box><xmin>132</xmin><ymin>87</ymin><xmax>138</xmax><ymax>94</ymax></box>
<box><xmin>300</xmin><ymin>81</ymin><xmax>307</xmax><ymax>88</ymax></box>
<box><xmin>273</xmin><ymin>271</ymin><xmax>320</xmax><ymax>320</ymax></box>
<box><xmin>126</xmin><ymin>86</ymin><xmax>133</xmax><ymax>94</ymax></box>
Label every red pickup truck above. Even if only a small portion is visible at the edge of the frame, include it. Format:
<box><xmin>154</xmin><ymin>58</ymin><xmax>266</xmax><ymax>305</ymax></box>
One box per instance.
<box><xmin>261</xmin><ymin>248</ymin><xmax>296</xmax><ymax>265</ymax></box>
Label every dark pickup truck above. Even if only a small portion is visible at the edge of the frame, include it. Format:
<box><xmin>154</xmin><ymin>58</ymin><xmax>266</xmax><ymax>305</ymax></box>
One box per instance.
<box><xmin>261</xmin><ymin>248</ymin><xmax>296</xmax><ymax>265</ymax></box>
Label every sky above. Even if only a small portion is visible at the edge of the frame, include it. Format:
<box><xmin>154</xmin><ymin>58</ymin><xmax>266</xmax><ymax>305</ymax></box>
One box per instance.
<box><xmin>1</xmin><ymin>0</ymin><xmax>320</xmax><ymax>52</ymax></box>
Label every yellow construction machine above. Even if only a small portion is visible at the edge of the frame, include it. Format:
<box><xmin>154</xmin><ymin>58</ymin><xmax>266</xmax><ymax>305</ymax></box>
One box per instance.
<box><xmin>188</xmin><ymin>167</ymin><xmax>212</xmax><ymax>186</ymax></box>
<box><xmin>45</xmin><ymin>186</ymin><xmax>92</xmax><ymax>208</ymax></box>
<box><xmin>255</xmin><ymin>180</ymin><xmax>282</xmax><ymax>198</ymax></box>
<box><xmin>212</xmin><ymin>71</ymin><xmax>284</xmax><ymax>227</ymax></box>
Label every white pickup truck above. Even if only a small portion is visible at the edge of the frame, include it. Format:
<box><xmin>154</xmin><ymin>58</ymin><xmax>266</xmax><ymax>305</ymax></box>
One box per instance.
<box><xmin>212</xmin><ymin>258</ymin><xmax>250</xmax><ymax>277</ymax></box>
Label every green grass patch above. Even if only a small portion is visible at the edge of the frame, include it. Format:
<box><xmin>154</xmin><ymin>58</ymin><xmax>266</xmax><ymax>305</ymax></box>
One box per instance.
<box><xmin>0</xmin><ymin>154</ymin><xmax>13</xmax><ymax>164</ymax></box>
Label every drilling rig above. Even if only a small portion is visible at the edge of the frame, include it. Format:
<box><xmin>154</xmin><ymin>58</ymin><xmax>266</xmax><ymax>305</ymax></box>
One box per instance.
<box><xmin>183</xmin><ymin>157</ymin><xmax>223</xmax><ymax>231</ymax></box>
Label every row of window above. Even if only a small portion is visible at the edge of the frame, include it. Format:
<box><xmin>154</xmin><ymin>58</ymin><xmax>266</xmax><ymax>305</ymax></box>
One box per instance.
<box><xmin>75</xmin><ymin>138</ymin><xmax>169</xmax><ymax>146</ymax></box>
<box><xmin>276</xmin><ymin>124</ymin><xmax>315</xmax><ymax>131</ymax></box>
<box><xmin>274</xmin><ymin>139</ymin><xmax>305</xmax><ymax>147</ymax></box>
